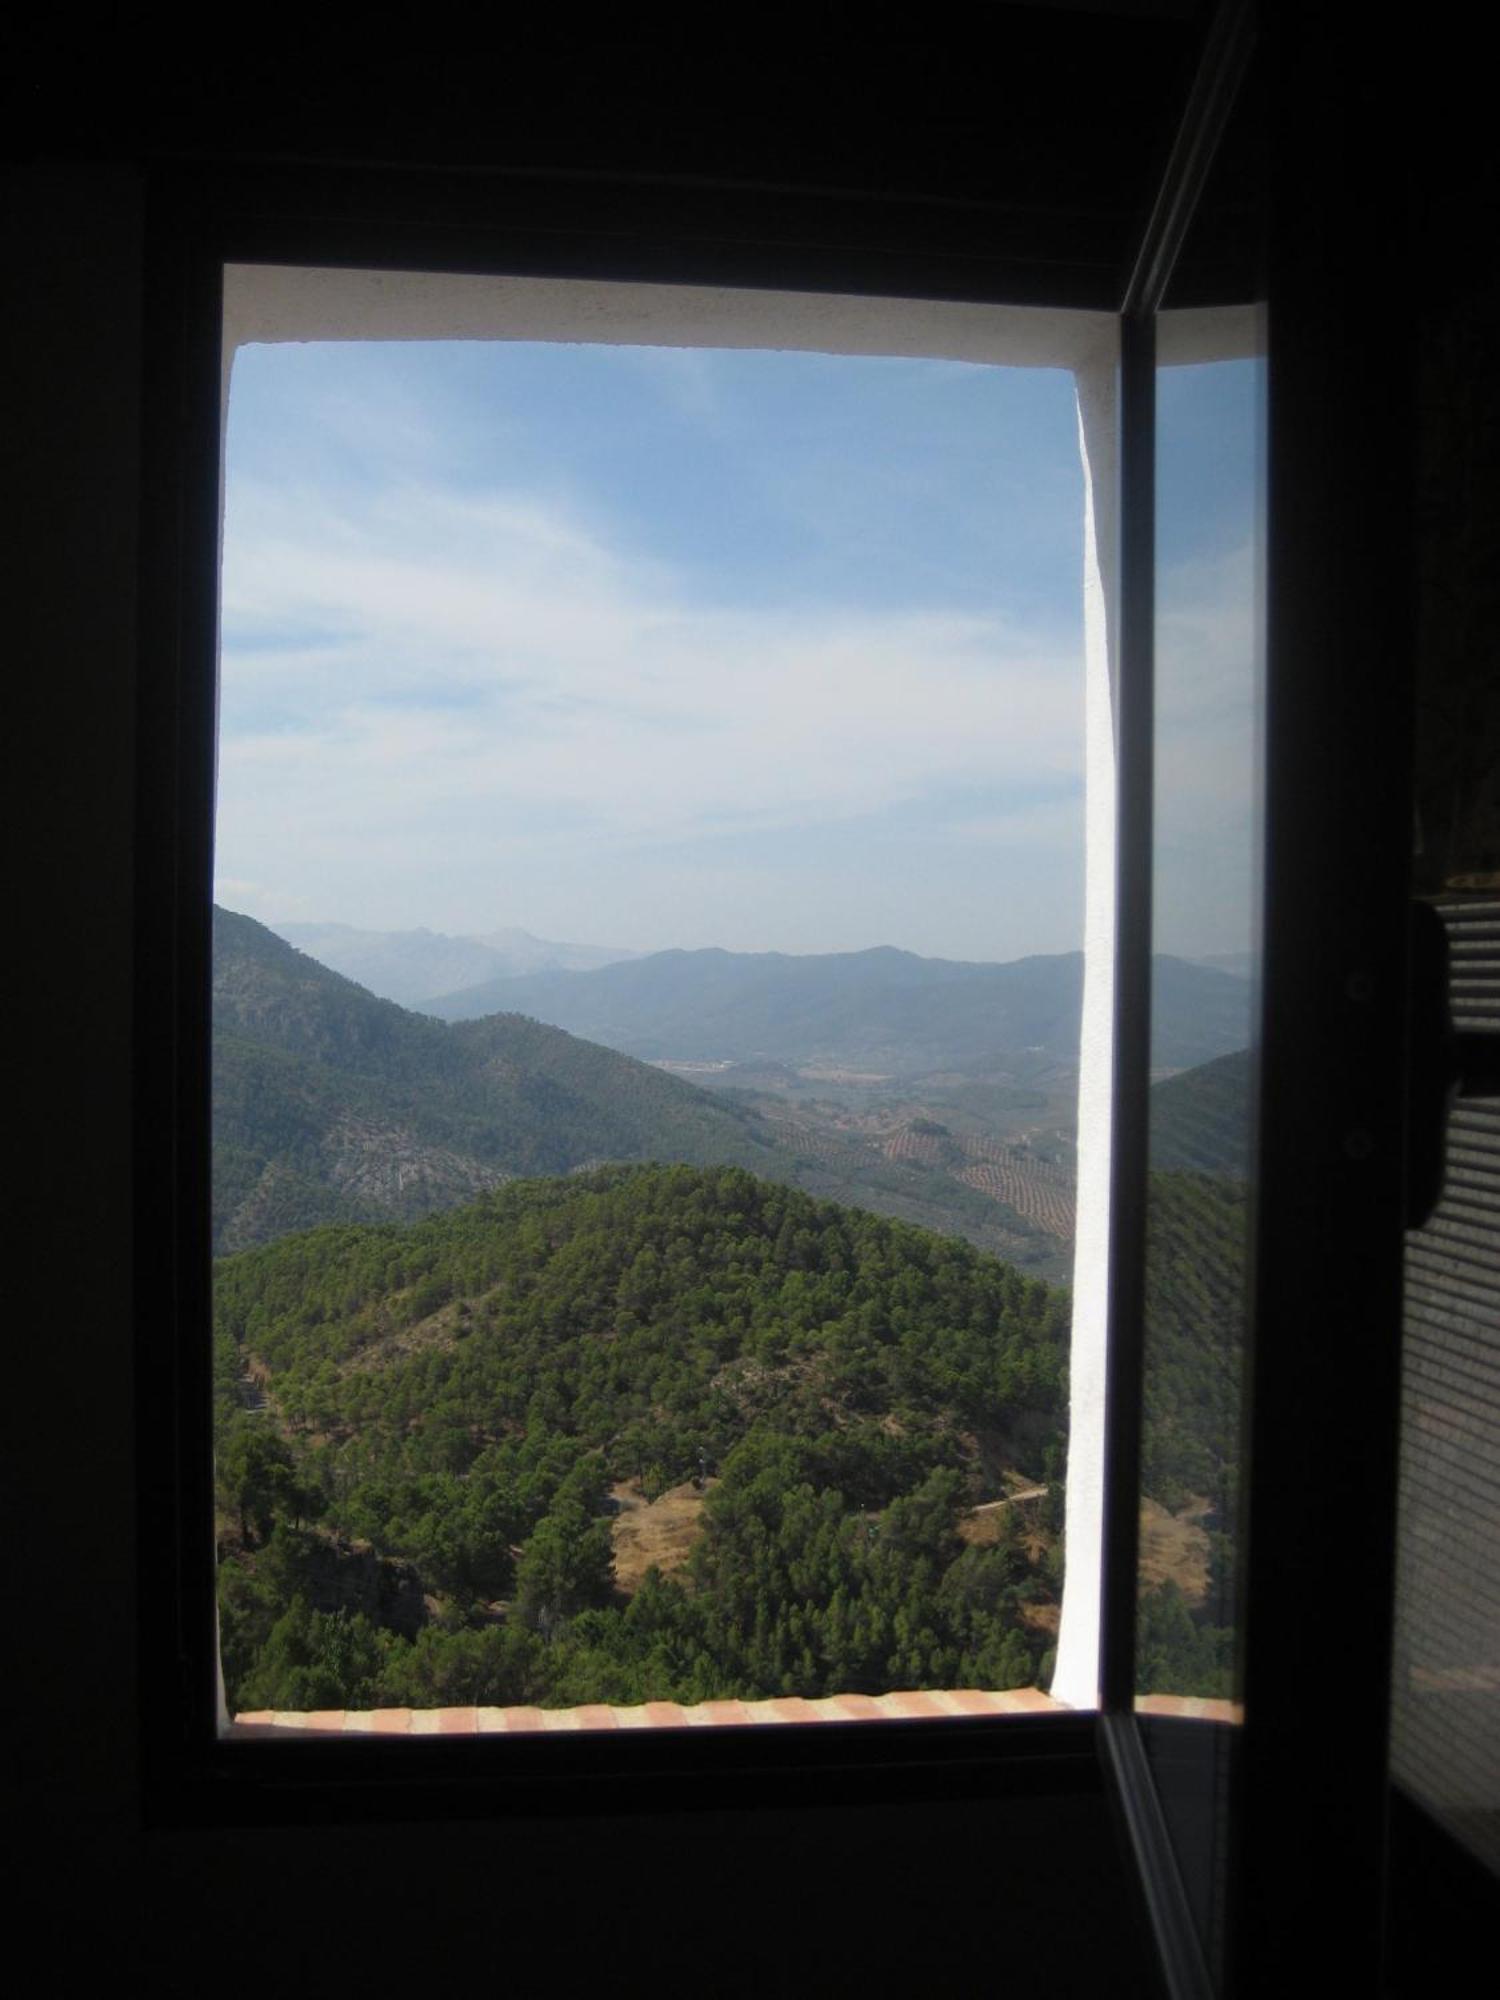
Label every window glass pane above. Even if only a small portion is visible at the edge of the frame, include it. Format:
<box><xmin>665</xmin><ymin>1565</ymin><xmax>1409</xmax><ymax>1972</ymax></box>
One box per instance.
<box><xmin>1139</xmin><ymin>318</ymin><xmax>1263</xmax><ymax>1704</ymax></box>
<box><xmin>1136</xmin><ymin>304</ymin><xmax>1264</xmax><ymax>1952</ymax></box>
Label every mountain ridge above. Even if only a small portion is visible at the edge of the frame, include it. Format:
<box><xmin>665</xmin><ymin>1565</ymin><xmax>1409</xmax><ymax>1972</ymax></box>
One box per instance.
<box><xmin>422</xmin><ymin>943</ymin><xmax>1251</xmax><ymax>1075</ymax></box>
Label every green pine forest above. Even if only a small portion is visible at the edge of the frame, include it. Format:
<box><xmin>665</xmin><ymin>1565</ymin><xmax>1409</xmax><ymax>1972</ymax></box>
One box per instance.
<box><xmin>215</xmin><ymin>1159</ymin><xmax>1244</xmax><ymax>1714</ymax></box>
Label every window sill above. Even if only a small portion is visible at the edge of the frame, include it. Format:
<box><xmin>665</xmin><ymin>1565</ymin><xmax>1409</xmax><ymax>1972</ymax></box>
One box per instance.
<box><xmin>230</xmin><ymin>1687</ymin><xmax>1068</xmax><ymax>1738</ymax></box>
<box><xmin>228</xmin><ymin>1692</ymin><xmax>1243</xmax><ymax>1738</ymax></box>
<box><xmin>1136</xmin><ymin>1695</ymin><xmax>1241</xmax><ymax>1723</ymax></box>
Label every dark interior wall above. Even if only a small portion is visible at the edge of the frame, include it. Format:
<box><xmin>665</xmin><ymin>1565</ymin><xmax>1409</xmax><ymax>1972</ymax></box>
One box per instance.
<box><xmin>8</xmin><ymin>163</ymin><xmax>143</xmax><ymax>1827</ymax></box>
<box><xmin>3</xmin><ymin>154</ymin><xmax>1157</xmax><ymax>2000</ymax></box>
<box><xmin>2</xmin><ymin>10</ymin><xmax>1201</xmax><ymax>216</ymax></box>
<box><xmin>1388</xmin><ymin>94</ymin><xmax>1500</xmax><ymax>1912</ymax></box>
<box><xmin>147</xmin><ymin>1798</ymin><xmax>1145</xmax><ymax>1996</ymax></box>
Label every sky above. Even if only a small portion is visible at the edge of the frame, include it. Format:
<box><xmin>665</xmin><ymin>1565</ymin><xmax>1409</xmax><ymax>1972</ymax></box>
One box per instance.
<box><xmin>216</xmin><ymin>329</ymin><xmax>1260</xmax><ymax>963</ymax></box>
<box><xmin>1153</xmin><ymin>351</ymin><xmax>1264</xmax><ymax>965</ymax></box>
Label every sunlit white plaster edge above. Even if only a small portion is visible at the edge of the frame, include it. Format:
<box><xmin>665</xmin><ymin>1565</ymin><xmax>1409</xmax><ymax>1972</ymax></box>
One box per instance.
<box><xmin>1052</xmin><ymin>338</ymin><xmax>1118</xmax><ymax>1710</ymax></box>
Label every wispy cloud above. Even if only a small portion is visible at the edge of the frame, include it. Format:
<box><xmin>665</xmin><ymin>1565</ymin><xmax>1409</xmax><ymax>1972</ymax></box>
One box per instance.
<box><xmin>217</xmin><ymin>469</ymin><xmax>1084</xmax><ymax>948</ymax></box>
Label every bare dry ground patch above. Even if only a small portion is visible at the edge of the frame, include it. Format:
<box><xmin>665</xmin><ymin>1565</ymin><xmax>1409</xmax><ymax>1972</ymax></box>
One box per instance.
<box><xmin>1138</xmin><ymin>1496</ymin><xmax>1211</xmax><ymax>1605</ymax></box>
<box><xmin>610</xmin><ymin>1478</ymin><xmax>715</xmax><ymax>1596</ymax></box>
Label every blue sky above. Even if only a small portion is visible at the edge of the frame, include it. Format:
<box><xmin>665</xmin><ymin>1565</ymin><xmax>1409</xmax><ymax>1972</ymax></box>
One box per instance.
<box><xmin>216</xmin><ymin>333</ymin><xmax>1255</xmax><ymax>963</ymax></box>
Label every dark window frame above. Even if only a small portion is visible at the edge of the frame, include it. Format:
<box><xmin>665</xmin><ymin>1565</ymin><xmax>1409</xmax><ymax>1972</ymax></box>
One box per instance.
<box><xmin>136</xmin><ymin>163</ymin><xmax>1125</xmax><ymax>1831</ymax></box>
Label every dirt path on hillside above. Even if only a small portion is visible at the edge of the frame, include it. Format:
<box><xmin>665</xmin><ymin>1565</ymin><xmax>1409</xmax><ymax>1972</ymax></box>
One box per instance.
<box><xmin>958</xmin><ymin>1479</ymin><xmax>1049</xmax><ymax>1547</ymax></box>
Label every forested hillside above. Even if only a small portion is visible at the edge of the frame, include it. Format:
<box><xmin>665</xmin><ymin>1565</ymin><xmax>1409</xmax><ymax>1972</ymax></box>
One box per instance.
<box><xmin>214</xmin><ymin>907</ymin><xmax>815</xmax><ymax>1252</ymax></box>
<box><xmin>1135</xmin><ymin>1166</ymin><xmax>1247</xmax><ymax>1698</ymax></box>
<box><xmin>214</xmin><ymin>1166</ymin><xmax>1070</xmax><ymax>1712</ymax></box>
<box><xmin>215</xmin><ymin>1161</ymin><xmax>1244</xmax><ymax>1712</ymax></box>
<box><xmin>1149</xmin><ymin>1048</ymin><xmax>1251</xmax><ymax>1177</ymax></box>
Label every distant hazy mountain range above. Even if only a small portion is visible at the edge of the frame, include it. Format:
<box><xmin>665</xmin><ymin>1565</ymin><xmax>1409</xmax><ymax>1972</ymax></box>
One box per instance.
<box><xmin>421</xmin><ymin>944</ymin><xmax>1252</xmax><ymax>1078</ymax></box>
<box><xmin>212</xmin><ymin>910</ymin><xmax>1078</xmax><ymax>1270</ymax></box>
<box><xmin>1189</xmin><ymin>951</ymin><xmax>1254</xmax><ymax>982</ymax></box>
<box><xmin>271</xmin><ymin>920</ymin><xmax>638</xmax><ymax>1009</ymax></box>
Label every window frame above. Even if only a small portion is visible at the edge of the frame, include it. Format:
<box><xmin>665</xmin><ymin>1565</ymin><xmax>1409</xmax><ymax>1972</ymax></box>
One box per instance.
<box><xmin>136</xmin><ymin>164</ymin><xmax>1121</xmax><ymax>1829</ymax></box>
